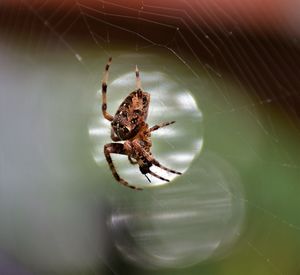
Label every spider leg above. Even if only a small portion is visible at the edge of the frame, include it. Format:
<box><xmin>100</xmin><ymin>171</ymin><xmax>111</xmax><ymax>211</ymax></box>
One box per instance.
<box><xmin>152</xmin><ymin>159</ymin><xmax>182</xmax><ymax>175</ymax></box>
<box><xmin>144</xmin><ymin>174</ymin><xmax>151</xmax><ymax>183</ymax></box>
<box><xmin>124</xmin><ymin>141</ymin><xmax>138</xmax><ymax>165</ymax></box>
<box><xmin>102</xmin><ymin>57</ymin><xmax>114</xmax><ymax>121</ymax></box>
<box><xmin>132</xmin><ymin>139</ymin><xmax>182</xmax><ymax>177</ymax></box>
<box><xmin>150</xmin><ymin>121</ymin><xmax>176</xmax><ymax>132</ymax></box>
<box><xmin>110</xmin><ymin>129</ymin><xmax>121</xmax><ymax>142</ymax></box>
<box><xmin>135</xmin><ymin>65</ymin><xmax>142</xmax><ymax>89</ymax></box>
<box><xmin>128</xmin><ymin>155</ymin><xmax>138</xmax><ymax>164</ymax></box>
<box><xmin>125</xmin><ymin>142</ymin><xmax>151</xmax><ymax>182</ymax></box>
<box><xmin>148</xmin><ymin>171</ymin><xmax>170</xmax><ymax>182</ymax></box>
<box><xmin>138</xmin><ymin>159</ymin><xmax>170</xmax><ymax>183</ymax></box>
<box><xmin>104</xmin><ymin>143</ymin><xmax>142</xmax><ymax>190</ymax></box>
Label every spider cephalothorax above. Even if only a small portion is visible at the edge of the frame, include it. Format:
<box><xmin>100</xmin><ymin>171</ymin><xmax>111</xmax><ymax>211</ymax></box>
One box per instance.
<box><xmin>101</xmin><ymin>57</ymin><xmax>182</xmax><ymax>190</ymax></box>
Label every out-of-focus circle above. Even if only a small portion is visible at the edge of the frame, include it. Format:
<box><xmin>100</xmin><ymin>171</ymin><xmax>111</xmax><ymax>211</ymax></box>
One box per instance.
<box><xmin>89</xmin><ymin>54</ymin><xmax>203</xmax><ymax>188</ymax></box>
<box><xmin>109</xmin><ymin>152</ymin><xmax>245</xmax><ymax>268</ymax></box>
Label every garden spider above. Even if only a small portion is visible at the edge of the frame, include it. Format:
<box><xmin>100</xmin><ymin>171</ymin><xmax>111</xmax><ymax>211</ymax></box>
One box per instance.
<box><xmin>102</xmin><ymin>57</ymin><xmax>182</xmax><ymax>190</ymax></box>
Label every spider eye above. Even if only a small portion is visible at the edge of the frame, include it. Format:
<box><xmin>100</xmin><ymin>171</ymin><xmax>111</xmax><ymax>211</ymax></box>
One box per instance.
<box><xmin>123</xmin><ymin>102</ymin><xmax>130</xmax><ymax>108</ymax></box>
<box><xmin>134</xmin><ymin>109</ymin><xmax>141</xmax><ymax>115</ymax></box>
<box><xmin>131</xmin><ymin>118</ymin><xmax>138</xmax><ymax>124</ymax></box>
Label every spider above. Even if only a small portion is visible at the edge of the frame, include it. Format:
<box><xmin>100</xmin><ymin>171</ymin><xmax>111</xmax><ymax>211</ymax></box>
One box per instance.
<box><xmin>101</xmin><ymin>57</ymin><xmax>182</xmax><ymax>190</ymax></box>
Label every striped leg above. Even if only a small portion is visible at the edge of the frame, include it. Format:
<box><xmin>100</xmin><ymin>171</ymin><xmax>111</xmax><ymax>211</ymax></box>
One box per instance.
<box><xmin>102</xmin><ymin>57</ymin><xmax>114</xmax><ymax>121</ymax></box>
<box><xmin>150</xmin><ymin>121</ymin><xmax>175</xmax><ymax>132</ymax></box>
<box><xmin>151</xmin><ymin>159</ymin><xmax>182</xmax><ymax>175</ymax></box>
<box><xmin>104</xmin><ymin>143</ymin><xmax>142</xmax><ymax>190</ymax></box>
<box><xmin>111</xmin><ymin>129</ymin><xmax>121</xmax><ymax>142</ymax></box>
<box><xmin>149</xmin><ymin>171</ymin><xmax>170</xmax><ymax>182</ymax></box>
<box><xmin>132</xmin><ymin>140</ymin><xmax>182</xmax><ymax>179</ymax></box>
<box><xmin>135</xmin><ymin>65</ymin><xmax>142</xmax><ymax>89</ymax></box>
<box><xmin>128</xmin><ymin>155</ymin><xmax>138</xmax><ymax>164</ymax></box>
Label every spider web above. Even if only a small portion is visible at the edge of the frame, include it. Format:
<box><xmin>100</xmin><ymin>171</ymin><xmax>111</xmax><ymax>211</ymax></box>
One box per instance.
<box><xmin>0</xmin><ymin>0</ymin><xmax>300</xmax><ymax>274</ymax></box>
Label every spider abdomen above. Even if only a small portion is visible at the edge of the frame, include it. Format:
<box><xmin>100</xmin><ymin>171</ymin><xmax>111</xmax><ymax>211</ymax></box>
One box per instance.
<box><xmin>111</xmin><ymin>89</ymin><xmax>150</xmax><ymax>140</ymax></box>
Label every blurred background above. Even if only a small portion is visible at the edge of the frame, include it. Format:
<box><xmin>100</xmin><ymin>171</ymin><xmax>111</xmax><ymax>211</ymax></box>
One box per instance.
<box><xmin>0</xmin><ymin>0</ymin><xmax>300</xmax><ymax>274</ymax></box>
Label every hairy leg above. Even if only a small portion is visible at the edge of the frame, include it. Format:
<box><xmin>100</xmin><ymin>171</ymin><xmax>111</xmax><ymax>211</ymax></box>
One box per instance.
<box><xmin>104</xmin><ymin>143</ymin><xmax>142</xmax><ymax>190</ymax></box>
<box><xmin>135</xmin><ymin>65</ymin><xmax>142</xmax><ymax>89</ymax></box>
<box><xmin>150</xmin><ymin>121</ymin><xmax>175</xmax><ymax>132</ymax></box>
<box><xmin>148</xmin><ymin>170</ymin><xmax>170</xmax><ymax>182</ymax></box>
<box><xmin>102</xmin><ymin>57</ymin><xmax>114</xmax><ymax>121</ymax></box>
<box><xmin>151</xmin><ymin>159</ymin><xmax>182</xmax><ymax>175</ymax></box>
<box><xmin>110</xmin><ymin>129</ymin><xmax>121</xmax><ymax>142</ymax></box>
<box><xmin>131</xmin><ymin>139</ymin><xmax>182</xmax><ymax>178</ymax></box>
<box><xmin>128</xmin><ymin>155</ymin><xmax>138</xmax><ymax>164</ymax></box>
